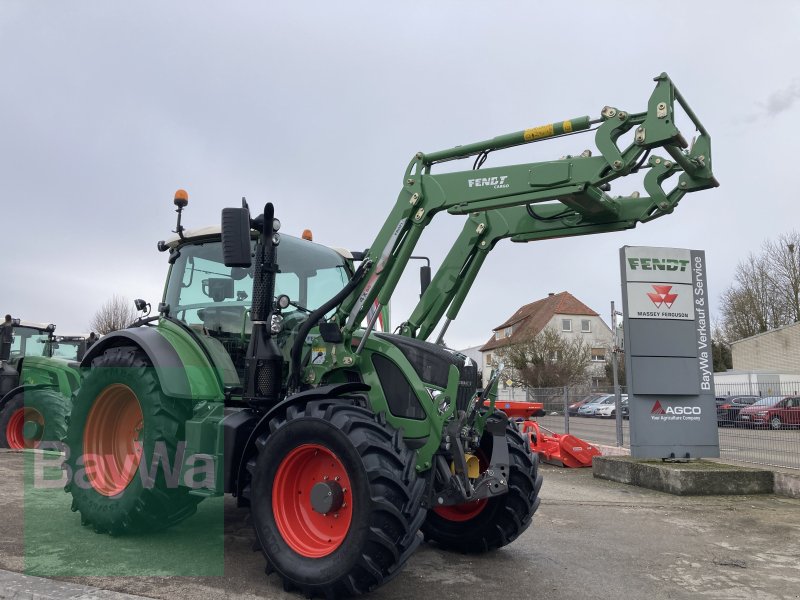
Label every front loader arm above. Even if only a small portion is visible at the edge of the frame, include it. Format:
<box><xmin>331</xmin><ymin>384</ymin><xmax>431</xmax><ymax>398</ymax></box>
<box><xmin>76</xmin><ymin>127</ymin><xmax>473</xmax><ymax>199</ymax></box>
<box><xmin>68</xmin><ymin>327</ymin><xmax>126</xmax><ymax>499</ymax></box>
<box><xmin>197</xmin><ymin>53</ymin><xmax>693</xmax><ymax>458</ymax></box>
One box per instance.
<box><xmin>335</xmin><ymin>73</ymin><xmax>717</xmax><ymax>346</ymax></box>
<box><xmin>400</xmin><ymin>177</ymin><xmax>695</xmax><ymax>342</ymax></box>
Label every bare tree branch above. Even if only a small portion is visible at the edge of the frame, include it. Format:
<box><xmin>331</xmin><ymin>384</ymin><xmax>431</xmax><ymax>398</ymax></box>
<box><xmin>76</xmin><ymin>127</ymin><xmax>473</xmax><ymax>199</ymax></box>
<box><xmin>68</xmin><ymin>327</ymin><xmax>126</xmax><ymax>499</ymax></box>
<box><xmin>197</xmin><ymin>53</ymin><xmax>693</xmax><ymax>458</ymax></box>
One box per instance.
<box><xmin>719</xmin><ymin>231</ymin><xmax>800</xmax><ymax>341</ymax></box>
<box><xmin>90</xmin><ymin>295</ymin><xmax>138</xmax><ymax>335</ymax></box>
<box><xmin>496</xmin><ymin>326</ymin><xmax>590</xmax><ymax>388</ymax></box>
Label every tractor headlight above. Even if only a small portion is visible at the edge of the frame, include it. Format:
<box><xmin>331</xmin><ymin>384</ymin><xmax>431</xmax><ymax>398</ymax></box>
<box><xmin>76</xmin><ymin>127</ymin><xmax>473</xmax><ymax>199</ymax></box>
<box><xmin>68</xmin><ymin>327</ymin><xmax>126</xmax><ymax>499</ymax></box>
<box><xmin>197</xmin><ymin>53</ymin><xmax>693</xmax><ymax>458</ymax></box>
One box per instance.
<box><xmin>270</xmin><ymin>314</ymin><xmax>284</xmax><ymax>334</ymax></box>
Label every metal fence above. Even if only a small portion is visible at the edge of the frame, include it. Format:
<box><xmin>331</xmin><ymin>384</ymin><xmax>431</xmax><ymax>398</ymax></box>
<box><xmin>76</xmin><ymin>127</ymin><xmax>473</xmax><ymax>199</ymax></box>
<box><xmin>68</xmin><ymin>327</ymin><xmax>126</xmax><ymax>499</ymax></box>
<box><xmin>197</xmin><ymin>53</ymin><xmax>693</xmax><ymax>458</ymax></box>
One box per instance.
<box><xmin>497</xmin><ymin>382</ymin><xmax>800</xmax><ymax>471</ymax></box>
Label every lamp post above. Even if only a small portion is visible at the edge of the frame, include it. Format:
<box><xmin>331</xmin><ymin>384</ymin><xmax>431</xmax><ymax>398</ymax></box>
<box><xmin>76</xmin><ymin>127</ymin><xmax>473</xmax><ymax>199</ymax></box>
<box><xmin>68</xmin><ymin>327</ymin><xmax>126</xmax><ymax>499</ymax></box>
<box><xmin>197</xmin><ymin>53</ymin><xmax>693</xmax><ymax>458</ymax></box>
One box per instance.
<box><xmin>611</xmin><ymin>302</ymin><xmax>624</xmax><ymax>447</ymax></box>
<box><xmin>789</xmin><ymin>243</ymin><xmax>799</xmax><ymax>323</ymax></box>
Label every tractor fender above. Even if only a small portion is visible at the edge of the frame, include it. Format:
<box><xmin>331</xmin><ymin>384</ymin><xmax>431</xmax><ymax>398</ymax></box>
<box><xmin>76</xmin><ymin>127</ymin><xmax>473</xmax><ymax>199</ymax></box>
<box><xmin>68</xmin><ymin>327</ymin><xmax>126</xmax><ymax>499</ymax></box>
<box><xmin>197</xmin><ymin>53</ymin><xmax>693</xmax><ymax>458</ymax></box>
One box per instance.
<box><xmin>0</xmin><ymin>383</ymin><xmax>57</xmax><ymax>412</ymax></box>
<box><xmin>231</xmin><ymin>382</ymin><xmax>371</xmax><ymax>497</ymax></box>
<box><xmin>80</xmin><ymin>327</ymin><xmax>205</xmax><ymax>400</ymax></box>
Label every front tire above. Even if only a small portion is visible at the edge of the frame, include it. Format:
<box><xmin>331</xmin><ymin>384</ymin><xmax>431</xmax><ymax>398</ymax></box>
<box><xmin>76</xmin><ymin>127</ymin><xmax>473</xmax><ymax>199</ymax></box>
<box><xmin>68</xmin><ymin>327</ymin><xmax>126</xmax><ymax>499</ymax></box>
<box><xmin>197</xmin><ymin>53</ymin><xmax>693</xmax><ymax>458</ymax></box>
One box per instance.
<box><xmin>0</xmin><ymin>388</ymin><xmax>68</xmax><ymax>449</ymax></box>
<box><xmin>421</xmin><ymin>424</ymin><xmax>542</xmax><ymax>553</ymax></box>
<box><xmin>64</xmin><ymin>346</ymin><xmax>201</xmax><ymax>534</ymax></box>
<box><xmin>770</xmin><ymin>416</ymin><xmax>782</xmax><ymax>430</ymax></box>
<box><xmin>246</xmin><ymin>401</ymin><xmax>426</xmax><ymax>598</ymax></box>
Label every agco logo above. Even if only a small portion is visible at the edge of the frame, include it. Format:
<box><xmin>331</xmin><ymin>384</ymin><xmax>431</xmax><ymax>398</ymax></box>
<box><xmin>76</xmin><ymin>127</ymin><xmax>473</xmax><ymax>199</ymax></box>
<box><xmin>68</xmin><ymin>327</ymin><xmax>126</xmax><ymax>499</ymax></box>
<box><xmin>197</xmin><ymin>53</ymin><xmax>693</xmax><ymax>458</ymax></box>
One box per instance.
<box><xmin>468</xmin><ymin>175</ymin><xmax>509</xmax><ymax>189</ymax></box>
<box><xmin>651</xmin><ymin>400</ymin><xmax>702</xmax><ymax>419</ymax></box>
<box><xmin>647</xmin><ymin>285</ymin><xmax>678</xmax><ymax>309</ymax></box>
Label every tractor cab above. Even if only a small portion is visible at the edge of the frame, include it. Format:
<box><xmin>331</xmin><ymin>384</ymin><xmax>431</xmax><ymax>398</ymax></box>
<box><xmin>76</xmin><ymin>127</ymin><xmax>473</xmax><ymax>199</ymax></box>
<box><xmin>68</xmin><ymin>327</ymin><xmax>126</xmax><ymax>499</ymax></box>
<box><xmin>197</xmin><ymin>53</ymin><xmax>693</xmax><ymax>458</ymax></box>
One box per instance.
<box><xmin>52</xmin><ymin>335</ymin><xmax>90</xmax><ymax>361</ymax></box>
<box><xmin>162</xmin><ymin>227</ymin><xmax>351</xmax><ymax>385</ymax></box>
<box><xmin>5</xmin><ymin>321</ymin><xmax>56</xmax><ymax>364</ymax></box>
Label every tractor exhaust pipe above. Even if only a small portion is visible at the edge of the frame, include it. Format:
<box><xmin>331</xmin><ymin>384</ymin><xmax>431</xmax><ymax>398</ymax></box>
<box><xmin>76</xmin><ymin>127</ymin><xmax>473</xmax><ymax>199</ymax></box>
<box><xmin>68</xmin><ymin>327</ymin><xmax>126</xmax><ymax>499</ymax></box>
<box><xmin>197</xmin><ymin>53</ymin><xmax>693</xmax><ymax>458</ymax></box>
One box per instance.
<box><xmin>221</xmin><ymin>200</ymin><xmax>283</xmax><ymax>407</ymax></box>
<box><xmin>244</xmin><ymin>203</ymin><xmax>284</xmax><ymax>407</ymax></box>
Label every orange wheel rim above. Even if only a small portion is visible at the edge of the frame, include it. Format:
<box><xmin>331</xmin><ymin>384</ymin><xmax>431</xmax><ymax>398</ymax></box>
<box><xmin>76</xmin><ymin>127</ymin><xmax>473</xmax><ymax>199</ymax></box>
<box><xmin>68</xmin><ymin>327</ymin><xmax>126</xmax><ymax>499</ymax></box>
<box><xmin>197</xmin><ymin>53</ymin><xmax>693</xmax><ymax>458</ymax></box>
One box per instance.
<box><xmin>83</xmin><ymin>384</ymin><xmax>144</xmax><ymax>497</ymax></box>
<box><xmin>272</xmin><ymin>443</ymin><xmax>353</xmax><ymax>558</ymax></box>
<box><xmin>6</xmin><ymin>407</ymin><xmax>44</xmax><ymax>450</ymax></box>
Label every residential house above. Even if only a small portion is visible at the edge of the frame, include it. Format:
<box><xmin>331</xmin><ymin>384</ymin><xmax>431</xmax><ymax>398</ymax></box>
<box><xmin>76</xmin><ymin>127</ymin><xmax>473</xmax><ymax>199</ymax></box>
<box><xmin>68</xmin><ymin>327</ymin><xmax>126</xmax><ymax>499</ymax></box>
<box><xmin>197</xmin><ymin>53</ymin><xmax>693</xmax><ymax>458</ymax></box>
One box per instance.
<box><xmin>479</xmin><ymin>291</ymin><xmax>612</xmax><ymax>387</ymax></box>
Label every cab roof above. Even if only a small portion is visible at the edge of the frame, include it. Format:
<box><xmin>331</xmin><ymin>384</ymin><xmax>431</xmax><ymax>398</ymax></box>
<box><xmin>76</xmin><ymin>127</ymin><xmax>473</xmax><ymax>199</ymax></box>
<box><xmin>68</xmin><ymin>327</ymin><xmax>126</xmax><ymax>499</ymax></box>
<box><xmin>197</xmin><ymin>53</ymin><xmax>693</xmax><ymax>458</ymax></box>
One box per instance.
<box><xmin>12</xmin><ymin>320</ymin><xmax>55</xmax><ymax>332</ymax></box>
<box><xmin>163</xmin><ymin>226</ymin><xmax>354</xmax><ymax>259</ymax></box>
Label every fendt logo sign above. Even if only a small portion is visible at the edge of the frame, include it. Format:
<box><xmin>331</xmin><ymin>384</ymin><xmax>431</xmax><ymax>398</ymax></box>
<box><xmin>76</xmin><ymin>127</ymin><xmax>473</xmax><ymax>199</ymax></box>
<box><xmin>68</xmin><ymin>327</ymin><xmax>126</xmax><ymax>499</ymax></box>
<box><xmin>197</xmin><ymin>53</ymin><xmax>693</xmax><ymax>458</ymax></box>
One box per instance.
<box><xmin>624</xmin><ymin>247</ymin><xmax>695</xmax><ymax>320</ymax></box>
<box><xmin>627</xmin><ymin>257</ymin><xmax>690</xmax><ymax>273</ymax></box>
<box><xmin>650</xmin><ymin>400</ymin><xmax>702</xmax><ymax>422</ymax></box>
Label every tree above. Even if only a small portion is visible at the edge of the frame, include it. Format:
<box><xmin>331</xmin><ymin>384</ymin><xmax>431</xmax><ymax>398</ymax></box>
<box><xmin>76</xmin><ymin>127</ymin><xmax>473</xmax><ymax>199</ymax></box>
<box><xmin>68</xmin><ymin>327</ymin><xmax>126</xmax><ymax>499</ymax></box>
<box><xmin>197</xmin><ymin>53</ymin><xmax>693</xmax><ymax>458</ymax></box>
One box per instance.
<box><xmin>719</xmin><ymin>231</ymin><xmax>800</xmax><ymax>342</ymax></box>
<box><xmin>90</xmin><ymin>295</ymin><xmax>138</xmax><ymax>334</ymax></box>
<box><xmin>603</xmin><ymin>351</ymin><xmax>625</xmax><ymax>386</ymax></box>
<box><xmin>712</xmin><ymin>339</ymin><xmax>732</xmax><ymax>372</ymax></box>
<box><xmin>495</xmin><ymin>326</ymin><xmax>590</xmax><ymax>388</ymax></box>
<box><xmin>764</xmin><ymin>231</ymin><xmax>800</xmax><ymax>324</ymax></box>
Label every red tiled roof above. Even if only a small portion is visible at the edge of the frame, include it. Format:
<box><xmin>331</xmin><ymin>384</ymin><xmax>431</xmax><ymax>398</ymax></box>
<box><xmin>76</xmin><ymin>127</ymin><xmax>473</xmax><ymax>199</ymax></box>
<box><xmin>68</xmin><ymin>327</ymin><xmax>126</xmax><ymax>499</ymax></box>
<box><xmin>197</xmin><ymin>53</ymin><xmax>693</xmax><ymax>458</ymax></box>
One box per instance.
<box><xmin>479</xmin><ymin>291</ymin><xmax>599</xmax><ymax>352</ymax></box>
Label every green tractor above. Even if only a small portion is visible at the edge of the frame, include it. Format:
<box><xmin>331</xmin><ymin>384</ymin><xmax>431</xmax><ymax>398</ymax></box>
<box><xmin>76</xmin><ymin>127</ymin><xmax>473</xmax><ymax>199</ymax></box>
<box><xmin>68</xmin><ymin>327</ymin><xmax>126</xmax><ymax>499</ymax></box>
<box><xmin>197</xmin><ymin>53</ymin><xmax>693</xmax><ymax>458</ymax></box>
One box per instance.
<box><xmin>0</xmin><ymin>321</ymin><xmax>83</xmax><ymax>449</ymax></box>
<box><xmin>62</xmin><ymin>74</ymin><xmax>716</xmax><ymax>597</ymax></box>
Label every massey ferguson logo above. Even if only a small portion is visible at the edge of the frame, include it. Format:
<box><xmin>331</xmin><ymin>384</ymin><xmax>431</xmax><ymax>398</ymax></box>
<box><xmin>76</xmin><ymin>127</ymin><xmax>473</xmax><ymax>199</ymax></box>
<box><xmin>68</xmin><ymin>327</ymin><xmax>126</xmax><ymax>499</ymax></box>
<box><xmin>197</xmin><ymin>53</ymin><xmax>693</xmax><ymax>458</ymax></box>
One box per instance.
<box><xmin>651</xmin><ymin>400</ymin><xmax>702</xmax><ymax>421</ymax></box>
<box><xmin>647</xmin><ymin>285</ymin><xmax>678</xmax><ymax>309</ymax></box>
<box><xmin>468</xmin><ymin>175</ymin><xmax>509</xmax><ymax>189</ymax></box>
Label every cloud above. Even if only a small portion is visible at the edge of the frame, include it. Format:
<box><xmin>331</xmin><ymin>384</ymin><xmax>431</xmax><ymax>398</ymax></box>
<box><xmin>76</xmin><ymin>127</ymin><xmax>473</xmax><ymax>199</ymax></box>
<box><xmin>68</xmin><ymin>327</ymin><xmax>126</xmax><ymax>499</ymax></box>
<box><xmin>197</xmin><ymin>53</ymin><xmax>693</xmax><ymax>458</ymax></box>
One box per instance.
<box><xmin>747</xmin><ymin>79</ymin><xmax>800</xmax><ymax>121</ymax></box>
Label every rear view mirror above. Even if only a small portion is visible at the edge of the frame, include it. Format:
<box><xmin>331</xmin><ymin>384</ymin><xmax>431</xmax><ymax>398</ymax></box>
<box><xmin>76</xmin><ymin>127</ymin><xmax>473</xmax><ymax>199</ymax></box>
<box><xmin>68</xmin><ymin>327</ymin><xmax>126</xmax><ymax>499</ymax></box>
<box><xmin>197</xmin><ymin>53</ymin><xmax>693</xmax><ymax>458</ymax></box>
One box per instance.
<box><xmin>420</xmin><ymin>265</ymin><xmax>431</xmax><ymax>297</ymax></box>
<box><xmin>221</xmin><ymin>207</ymin><xmax>252</xmax><ymax>267</ymax></box>
<box><xmin>203</xmin><ymin>278</ymin><xmax>235</xmax><ymax>302</ymax></box>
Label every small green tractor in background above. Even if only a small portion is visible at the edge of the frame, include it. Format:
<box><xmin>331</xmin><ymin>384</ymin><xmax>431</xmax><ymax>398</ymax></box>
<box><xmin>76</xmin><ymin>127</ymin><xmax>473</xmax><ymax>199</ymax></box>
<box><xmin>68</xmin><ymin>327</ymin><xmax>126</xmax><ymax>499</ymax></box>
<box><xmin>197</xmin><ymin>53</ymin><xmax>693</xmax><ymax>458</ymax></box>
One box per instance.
<box><xmin>0</xmin><ymin>321</ymin><xmax>85</xmax><ymax>449</ymax></box>
<box><xmin>62</xmin><ymin>74</ymin><xmax>716</xmax><ymax>597</ymax></box>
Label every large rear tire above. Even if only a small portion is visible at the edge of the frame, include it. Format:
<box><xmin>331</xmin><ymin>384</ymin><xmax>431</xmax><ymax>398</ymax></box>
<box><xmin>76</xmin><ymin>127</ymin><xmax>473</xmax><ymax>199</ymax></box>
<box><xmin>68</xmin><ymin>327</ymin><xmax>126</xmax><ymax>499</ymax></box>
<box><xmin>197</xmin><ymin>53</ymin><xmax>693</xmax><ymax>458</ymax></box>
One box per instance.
<box><xmin>245</xmin><ymin>401</ymin><xmax>426</xmax><ymax>598</ymax></box>
<box><xmin>63</xmin><ymin>346</ymin><xmax>201</xmax><ymax>534</ymax></box>
<box><xmin>421</xmin><ymin>424</ymin><xmax>542</xmax><ymax>553</ymax></box>
<box><xmin>0</xmin><ymin>388</ymin><xmax>69</xmax><ymax>449</ymax></box>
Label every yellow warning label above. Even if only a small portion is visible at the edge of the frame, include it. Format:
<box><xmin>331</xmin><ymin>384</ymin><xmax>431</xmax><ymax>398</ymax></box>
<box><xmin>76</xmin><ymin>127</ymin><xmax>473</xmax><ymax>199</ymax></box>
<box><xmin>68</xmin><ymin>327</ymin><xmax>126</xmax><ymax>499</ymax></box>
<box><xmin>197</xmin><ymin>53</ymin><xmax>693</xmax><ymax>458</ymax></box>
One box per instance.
<box><xmin>523</xmin><ymin>124</ymin><xmax>554</xmax><ymax>141</ymax></box>
<box><xmin>563</xmin><ymin>120</ymin><xmax>573</xmax><ymax>133</ymax></box>
<box><xmin>311</xmin><ymin>346</ymin><xmax>327</xmax><ymax>365</ymax></box>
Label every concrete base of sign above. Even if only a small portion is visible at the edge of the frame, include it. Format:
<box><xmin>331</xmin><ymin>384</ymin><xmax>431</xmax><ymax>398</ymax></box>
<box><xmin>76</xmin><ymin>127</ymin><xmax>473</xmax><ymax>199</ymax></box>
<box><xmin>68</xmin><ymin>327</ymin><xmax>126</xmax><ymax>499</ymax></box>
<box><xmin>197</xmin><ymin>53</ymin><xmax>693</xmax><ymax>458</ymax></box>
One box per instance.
<box><xmin>592</xmin><ymin>456</ymin><xmax>774</xmax><ymax>496</ymax></box>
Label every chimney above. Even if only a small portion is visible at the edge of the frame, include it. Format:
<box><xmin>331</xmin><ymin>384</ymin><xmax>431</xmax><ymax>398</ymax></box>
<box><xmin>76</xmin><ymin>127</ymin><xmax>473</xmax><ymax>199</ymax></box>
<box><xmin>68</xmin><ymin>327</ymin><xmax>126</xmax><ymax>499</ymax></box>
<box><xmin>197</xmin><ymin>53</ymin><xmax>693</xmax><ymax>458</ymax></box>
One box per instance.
<box><xmin>548</xmin><ymin>292</ymin><xmax>555</xmax><ymax>296</ymax></box>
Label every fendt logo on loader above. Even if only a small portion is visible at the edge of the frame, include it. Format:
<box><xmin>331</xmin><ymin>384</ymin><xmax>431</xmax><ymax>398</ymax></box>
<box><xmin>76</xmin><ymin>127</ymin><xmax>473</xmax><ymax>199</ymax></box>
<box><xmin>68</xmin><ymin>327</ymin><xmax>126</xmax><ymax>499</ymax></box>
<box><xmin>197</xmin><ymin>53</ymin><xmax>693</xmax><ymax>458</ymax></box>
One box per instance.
<box><xmin>467</xmin><ymin>175</ymin><xmax>509</xmax><ymax>189</ymax></box>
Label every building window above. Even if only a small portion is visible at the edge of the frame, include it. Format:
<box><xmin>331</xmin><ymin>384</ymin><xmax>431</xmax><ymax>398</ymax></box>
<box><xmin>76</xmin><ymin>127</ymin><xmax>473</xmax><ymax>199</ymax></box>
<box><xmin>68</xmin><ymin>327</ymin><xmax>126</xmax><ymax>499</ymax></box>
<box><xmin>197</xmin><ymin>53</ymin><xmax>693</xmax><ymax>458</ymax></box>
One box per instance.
<box><xmin>581</xmin><ymin>319</ymin><xmax>591</xmax><ymax>333</ymax></box>
<box><xmin>591</xmin><ymin>348</ymin><xmax>606</xmax><ymax>362</ymax></box>
<box><xmin>504</xmin><ymin>326</ymin><xmax>512</xmax><ymax>338</ymax></box>
<box><xmin>495</xmin><ymin>331</ymin><xmax>502</xmax><ymax>341</ymax></box>
<box><xmin>485</xmin><ymin>353</ymin><xmax>492</xmax><ymax>364</ymax></box>
<box><xmin>562</xmin><ymin>319</ymin><xmax>572</xmax><ymax>332</ymax></box>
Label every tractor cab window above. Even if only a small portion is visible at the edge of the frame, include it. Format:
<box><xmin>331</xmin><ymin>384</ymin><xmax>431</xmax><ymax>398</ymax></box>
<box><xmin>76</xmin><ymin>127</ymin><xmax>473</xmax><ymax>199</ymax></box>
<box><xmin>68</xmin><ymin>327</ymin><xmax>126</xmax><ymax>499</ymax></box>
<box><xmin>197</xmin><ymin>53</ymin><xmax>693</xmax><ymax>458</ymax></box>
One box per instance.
<box><xmin>164</xmin><ymin>236</ymin><xmax>350</xmax><ymax>339</ymax></box>
<box><xmin>9</xmin><ymin>327</ymin><xmax>52</xmax><ymax>361</ymax></box>
<box><xmin>52</xmin><ymin>341</ymin><xmax>82</xmax><ymax>361</ymax></box>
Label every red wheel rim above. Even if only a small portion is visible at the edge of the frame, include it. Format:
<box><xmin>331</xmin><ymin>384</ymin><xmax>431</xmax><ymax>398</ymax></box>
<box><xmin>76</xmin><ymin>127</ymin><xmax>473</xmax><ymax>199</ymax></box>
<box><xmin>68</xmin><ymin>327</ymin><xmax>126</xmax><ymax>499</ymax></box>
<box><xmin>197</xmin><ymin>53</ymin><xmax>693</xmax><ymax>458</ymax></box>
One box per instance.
<box><xmin>83</xmin><ymin>384</ymin><xmax>144</xmax><ymax>497</ymax></box>
<box><xmin>433</xmin><ymin>498</ymin><xmax>488</xmax><ymax>522</ymax></box>
<box><xmin>433</xmin><ymin>451</ymin><xmax>489</xmax><ymax>522</ymax></box>
<box><xmin>6</xmin><ymin>407</ymin><xmax>44</xmax><ymax>450</ymax></box>
<box><xmin>272</xmin><ymin>443</ymin><xmax>353</xmax><ymax>558</ymax></box>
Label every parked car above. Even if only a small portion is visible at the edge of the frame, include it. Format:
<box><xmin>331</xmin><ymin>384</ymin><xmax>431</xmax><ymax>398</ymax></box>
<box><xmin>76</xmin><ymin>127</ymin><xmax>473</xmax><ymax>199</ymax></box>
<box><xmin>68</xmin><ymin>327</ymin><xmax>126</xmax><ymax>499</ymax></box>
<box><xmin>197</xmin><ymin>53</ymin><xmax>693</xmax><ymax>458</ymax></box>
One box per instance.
<box><xmin>594</xmin><ymin>395</ymin><xmax>629</xmax><ymax>419</ymax></box>
<box><xmin>737</xmin><ymin>396</ymin><xmax>800</xmax><ymax>430</ymax></box>
<box><xmin>568</xmin><ymin>394</ymin><xmax>605</xmax><ymax>416</ymax></box>
<box><xmin>577</xmin><ymin>394</ymin><xmax>613</xmax><ymax>417</ymax></box>
<box><xmin>716</xmin><ymin>396</ymin><xmax>759</xmax><ymax>426</ymax></box>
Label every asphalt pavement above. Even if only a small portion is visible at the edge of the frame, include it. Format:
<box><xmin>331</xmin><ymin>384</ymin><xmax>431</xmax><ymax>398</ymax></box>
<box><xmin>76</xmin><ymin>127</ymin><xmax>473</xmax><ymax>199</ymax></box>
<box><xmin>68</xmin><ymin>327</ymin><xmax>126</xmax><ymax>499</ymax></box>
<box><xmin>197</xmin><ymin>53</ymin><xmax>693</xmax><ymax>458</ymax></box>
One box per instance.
<box><xmin>1</xmin><ymin>450</ymin><xmax>799</xmax><ymax>600</ymax></box>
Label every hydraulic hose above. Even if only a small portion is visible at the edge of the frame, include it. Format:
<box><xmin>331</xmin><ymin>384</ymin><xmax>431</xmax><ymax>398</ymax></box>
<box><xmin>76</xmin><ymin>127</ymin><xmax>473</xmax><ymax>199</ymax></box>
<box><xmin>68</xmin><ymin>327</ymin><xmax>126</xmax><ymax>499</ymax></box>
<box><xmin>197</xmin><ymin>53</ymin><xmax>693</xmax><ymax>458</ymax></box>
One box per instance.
<box><xmin>288</xmin><ymin>259</ymin><xmax>371</xmax><ymax>390</ymax></box>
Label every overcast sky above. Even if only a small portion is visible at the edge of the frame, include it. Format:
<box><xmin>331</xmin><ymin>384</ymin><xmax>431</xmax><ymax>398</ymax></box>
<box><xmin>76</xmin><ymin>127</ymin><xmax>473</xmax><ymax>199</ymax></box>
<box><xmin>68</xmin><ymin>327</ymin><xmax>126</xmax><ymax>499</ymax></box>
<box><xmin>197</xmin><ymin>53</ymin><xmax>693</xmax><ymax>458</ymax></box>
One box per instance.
<box><xmin>1</xmin><ymin>1</ymin><xmax>798</xmax><ymax>349</ymax></box>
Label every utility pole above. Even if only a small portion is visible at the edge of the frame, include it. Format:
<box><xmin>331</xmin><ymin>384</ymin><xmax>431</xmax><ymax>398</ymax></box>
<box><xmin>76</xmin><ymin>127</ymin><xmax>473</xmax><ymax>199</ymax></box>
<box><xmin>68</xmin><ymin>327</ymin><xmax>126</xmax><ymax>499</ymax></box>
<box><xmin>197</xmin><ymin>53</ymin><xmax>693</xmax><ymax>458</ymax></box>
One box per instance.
<box><xmin>611</xmin><ymin>301</ymin><xmax>624</xmax><ymax>447</ymax></box>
